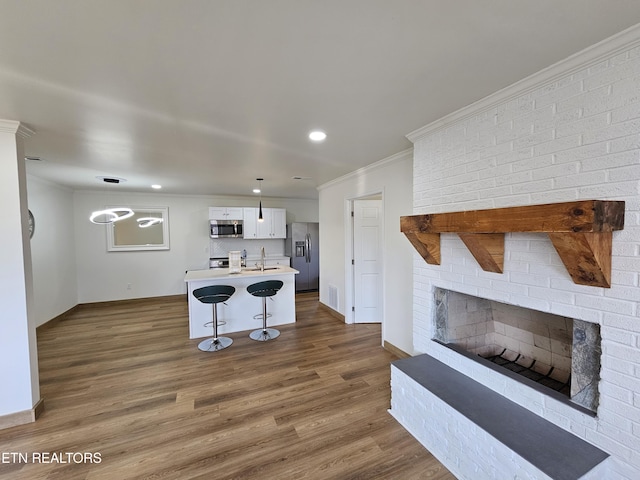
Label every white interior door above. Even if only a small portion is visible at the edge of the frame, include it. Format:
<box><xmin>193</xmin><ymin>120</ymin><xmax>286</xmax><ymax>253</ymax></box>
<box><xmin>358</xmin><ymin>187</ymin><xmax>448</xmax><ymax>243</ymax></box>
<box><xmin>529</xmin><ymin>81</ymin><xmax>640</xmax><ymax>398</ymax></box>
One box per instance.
<box><xmin>353</xmin><ymin>199</ymin><xmax>382</xmax><ymax>323</ymax></box>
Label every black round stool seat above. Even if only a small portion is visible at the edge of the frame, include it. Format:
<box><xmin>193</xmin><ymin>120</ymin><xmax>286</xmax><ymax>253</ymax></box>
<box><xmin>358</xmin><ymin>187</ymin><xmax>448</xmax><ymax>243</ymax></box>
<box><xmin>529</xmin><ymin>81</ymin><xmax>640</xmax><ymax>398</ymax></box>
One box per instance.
<box><xmin>193</xmin><ymin>285</ymin><xmax>235</xmax><ymax>352</ymax></box>
<box><xmin>247</xmin><ymin>280</ymin><xmax>283</xmax><ymax>341</ymax></box>
<box><xmin>193</xmin><ymin>284</ymin><xmax>236</xmax><ymax>304</ymax></box>
<box><xmin>247</xmin><ymin>280</ymin><xmax>283</xmax><ymax>298</ymax></box>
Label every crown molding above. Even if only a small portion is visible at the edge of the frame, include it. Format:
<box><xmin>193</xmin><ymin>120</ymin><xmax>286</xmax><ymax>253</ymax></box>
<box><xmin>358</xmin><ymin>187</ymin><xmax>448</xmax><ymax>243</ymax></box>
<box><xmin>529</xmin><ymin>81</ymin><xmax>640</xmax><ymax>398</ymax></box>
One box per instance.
<box><xmin>0</xmin><ymin>119</ymin><xmax>35</xmax><ymax>138</ymax></box>
<box><xmin>407</xmin><ymin>22</ymin><xmax>640</xmax><ymax>143</ymax></box>
<box><xmin>72</xmin><ymin>188</ymin><xmax>318</xmax><ymax>203</ymax></box>
<box><xmin>317</xmin><ymin>147</ymin><xmax>413</xmax><ymax>191</ymax></box>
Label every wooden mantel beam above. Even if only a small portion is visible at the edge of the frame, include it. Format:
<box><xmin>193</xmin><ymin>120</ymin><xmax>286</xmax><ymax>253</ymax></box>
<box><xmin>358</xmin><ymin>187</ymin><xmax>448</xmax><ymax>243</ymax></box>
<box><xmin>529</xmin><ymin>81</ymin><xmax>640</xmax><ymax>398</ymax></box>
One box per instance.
<box><xmin>401</xmin><ymin>200</ymin><xmax>625</xmax><ymax>288</ymax></box>
<box><xmin>400</xmin><ymin>200</ymin><xmax>625</xmax><ymax>234</ymax></box>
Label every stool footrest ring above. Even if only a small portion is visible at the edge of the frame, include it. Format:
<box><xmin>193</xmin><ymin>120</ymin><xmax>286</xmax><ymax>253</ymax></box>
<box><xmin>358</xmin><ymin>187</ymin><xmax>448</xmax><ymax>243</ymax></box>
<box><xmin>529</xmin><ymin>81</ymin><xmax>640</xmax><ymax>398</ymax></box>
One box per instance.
<box><xmin>203</xmin><ymin>320</ymin><xmax>227</xmax><ymax>327</ymax></box>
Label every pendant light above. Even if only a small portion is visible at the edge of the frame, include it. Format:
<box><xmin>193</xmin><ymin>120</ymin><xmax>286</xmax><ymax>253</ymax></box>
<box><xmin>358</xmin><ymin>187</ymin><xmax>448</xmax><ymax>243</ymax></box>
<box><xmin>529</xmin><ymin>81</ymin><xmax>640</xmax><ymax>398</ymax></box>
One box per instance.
<box><xmin>137</xmin><ymin>217</ymin><xmax>163</xmax><ymax>228</ymax></box>
<box><xmin>90</xmin><ymin>207</ymin><xmax>134</xmax><ymax>224</ymax></box>
<box><xmin>256</xmin><ymin>178</ymin><xmax>264</xmax><ymax>222</ymax></box>
<box><xmin>89</xmin><ymin>176</ymin><xmax>134</xmax><ymax>224</ymax></box>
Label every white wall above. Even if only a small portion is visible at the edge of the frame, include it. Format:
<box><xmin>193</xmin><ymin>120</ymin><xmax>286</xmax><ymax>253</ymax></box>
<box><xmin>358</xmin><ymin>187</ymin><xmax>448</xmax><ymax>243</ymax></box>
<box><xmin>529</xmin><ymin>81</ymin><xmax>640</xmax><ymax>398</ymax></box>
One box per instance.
<box><xmin>73</xmin><ymin>190</ymin><xmax>317</xmax><ymax>303</ymax></box>
<box><xmin>408</xmin><ymin>27</ymin><xmax>640</xmax><ymax>478</ymax></box>
<box><xmin>318</xmin><ymin>150</ymin><xmax>415</xmax><ymax>354</ymax></box>
<box><xmin>27</xmin><ymin>176</ymin><xmax>78</xmax><ymax>327</ymax></box>
<box><xmin>0</xmin><ymin>122</ymin><xmax>39</xmax><ymax>419</ymax></box>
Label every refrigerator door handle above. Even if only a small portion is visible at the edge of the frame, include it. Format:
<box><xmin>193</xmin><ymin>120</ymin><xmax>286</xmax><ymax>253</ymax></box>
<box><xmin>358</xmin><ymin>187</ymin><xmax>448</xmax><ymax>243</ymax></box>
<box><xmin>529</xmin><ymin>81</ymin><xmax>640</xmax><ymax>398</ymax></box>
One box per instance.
<box><xmin>306</xmin><ymin>233</ymin><xmax>311</xmax><ymax>263</ymax></box>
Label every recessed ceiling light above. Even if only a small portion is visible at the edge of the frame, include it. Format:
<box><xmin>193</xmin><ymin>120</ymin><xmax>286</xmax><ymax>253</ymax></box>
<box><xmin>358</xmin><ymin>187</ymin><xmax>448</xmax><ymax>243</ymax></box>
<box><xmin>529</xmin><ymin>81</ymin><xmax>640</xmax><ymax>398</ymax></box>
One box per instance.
<box><xmin>253</xmin><ymin>188</ymin><xmax>261</xmax><ymax>193</ymax></box>
<box><xmin>309</xmin><ymin>130</ymin><xmax>327</xmax><ymax>142</ymax></box>
<box><xmin>151</xmin><ymin>184</ymin><xmax>162</xmax><ymax>189</ymax></box>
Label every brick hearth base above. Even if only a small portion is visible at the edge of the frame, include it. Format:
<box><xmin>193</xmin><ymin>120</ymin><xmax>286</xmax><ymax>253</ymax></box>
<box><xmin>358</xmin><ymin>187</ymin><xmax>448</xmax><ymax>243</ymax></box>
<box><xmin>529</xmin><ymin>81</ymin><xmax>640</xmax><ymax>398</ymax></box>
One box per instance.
<box><xmin>389</xmin><ymin>355</ymin><xmax>611</xmax><ymax>480</ymax></box>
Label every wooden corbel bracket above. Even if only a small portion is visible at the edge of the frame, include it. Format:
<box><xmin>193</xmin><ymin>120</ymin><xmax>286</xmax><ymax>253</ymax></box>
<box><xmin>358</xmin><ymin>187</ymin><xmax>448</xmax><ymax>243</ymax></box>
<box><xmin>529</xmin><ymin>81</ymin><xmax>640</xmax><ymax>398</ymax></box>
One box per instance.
<box><xmin>404</xmin><ymin>232</ymin><xmax>441</xmax><ymax>265</ymax></box>
<box><xmin>458</xmin><ymin>233</ymin><xmax>505</xmax><ymax>273</ymax></box>
<box><xmin>400</xmin><ymin>200</ymin><xmax>625</xmax><ymax>288</ymax></box>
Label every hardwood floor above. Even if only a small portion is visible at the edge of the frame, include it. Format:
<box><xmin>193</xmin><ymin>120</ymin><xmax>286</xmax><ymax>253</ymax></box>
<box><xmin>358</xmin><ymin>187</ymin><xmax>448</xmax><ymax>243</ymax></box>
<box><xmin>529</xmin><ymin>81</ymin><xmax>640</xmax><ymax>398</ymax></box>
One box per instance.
<box><xmin>0</xmin><ymin>293</ymin><xmax>454</xmax><ymax>479</ymax></box>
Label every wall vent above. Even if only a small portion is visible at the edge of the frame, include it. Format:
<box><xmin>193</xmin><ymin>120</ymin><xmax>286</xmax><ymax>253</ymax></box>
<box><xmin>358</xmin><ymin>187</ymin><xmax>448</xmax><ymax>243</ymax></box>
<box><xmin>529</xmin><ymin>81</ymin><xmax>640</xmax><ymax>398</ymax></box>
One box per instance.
<box><xmin>328</xmin><ymin>284</ymin><xmax>339</xmax><ymax>310</ymax></box>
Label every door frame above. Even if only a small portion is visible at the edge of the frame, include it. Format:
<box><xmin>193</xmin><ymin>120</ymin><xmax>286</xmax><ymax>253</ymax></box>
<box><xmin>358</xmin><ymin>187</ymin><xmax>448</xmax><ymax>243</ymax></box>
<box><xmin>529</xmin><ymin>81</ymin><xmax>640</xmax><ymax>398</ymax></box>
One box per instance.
<box><xmin>344</xmin><ymin>190</ymin><xmax>385</xmax><ymax>328</ymax></box>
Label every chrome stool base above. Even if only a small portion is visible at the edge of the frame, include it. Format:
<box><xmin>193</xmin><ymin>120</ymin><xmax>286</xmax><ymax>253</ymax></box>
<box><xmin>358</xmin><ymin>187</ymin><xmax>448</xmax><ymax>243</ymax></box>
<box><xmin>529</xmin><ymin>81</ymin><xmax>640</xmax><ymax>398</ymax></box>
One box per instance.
<box><xmin>198</xmin><ymin>336</ymin><xmax>233</xmax><ymax>352</ymax></box>
<box><xmin>249</xmin><ymin>328</ymin><xmax>280</xmax><ymax>342</ymax></box>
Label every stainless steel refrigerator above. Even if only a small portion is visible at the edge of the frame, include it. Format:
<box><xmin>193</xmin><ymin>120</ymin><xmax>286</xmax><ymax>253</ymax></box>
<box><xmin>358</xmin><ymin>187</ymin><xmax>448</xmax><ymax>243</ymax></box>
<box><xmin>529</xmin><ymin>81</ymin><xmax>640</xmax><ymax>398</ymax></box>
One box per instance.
<box><xmin>285</xmin><ymin>222</ymin><xmax>319</xmax><ymax>292</ymax></box>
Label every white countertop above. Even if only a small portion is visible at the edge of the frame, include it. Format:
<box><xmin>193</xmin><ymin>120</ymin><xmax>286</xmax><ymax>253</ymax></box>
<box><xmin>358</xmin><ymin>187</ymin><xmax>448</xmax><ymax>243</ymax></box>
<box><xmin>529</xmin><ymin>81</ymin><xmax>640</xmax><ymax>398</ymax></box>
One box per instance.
<box><xmin>184</xmin><ymin>266</ymin><xmax>298</xmax><ymax>282</ymax></box>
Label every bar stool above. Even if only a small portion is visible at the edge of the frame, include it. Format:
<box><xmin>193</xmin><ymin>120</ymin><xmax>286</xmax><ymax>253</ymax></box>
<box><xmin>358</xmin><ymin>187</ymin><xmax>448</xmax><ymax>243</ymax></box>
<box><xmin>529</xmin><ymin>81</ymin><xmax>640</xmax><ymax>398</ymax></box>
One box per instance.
<box><xmin>247</xmin><ymin>280</ymin><xmax>283</xmax><ymax>341</ymax></box>
<box><xmin>193</xmin><ymin>285</ymin><xmax>235</xmax><ymax>352</ymax></box>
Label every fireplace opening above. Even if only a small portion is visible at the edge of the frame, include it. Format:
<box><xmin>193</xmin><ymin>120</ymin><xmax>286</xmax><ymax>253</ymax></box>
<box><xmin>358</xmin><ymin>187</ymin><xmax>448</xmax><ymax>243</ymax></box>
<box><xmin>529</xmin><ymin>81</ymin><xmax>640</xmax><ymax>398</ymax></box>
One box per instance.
<box><xmin>433</xmin><ymin>287</ymin><xmax>601</xmax><ymax>413</ymax></box>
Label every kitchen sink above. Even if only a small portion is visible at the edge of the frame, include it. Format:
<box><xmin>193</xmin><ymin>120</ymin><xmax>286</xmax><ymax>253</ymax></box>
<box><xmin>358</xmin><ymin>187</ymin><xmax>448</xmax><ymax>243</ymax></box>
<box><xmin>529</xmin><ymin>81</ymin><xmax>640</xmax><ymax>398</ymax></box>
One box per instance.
<box><xmin>245</xmin><ymin>266</ymin><xmax>280</xmax><ymax>271</ymax></box>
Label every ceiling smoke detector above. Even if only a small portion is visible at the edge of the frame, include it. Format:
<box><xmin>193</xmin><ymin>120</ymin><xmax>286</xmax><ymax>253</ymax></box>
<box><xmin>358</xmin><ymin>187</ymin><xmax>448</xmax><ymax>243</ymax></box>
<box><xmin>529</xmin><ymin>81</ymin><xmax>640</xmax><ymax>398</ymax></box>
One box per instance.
<box><xmin>96</xmin><ymin>175</ymin><xmax>127</xmax><ymax>184</ymax></box>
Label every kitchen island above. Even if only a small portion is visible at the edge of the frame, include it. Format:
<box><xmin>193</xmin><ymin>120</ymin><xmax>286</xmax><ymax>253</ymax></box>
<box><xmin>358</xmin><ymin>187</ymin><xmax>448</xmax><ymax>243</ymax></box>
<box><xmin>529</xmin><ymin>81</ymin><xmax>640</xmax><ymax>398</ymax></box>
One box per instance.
<box><xmin>184</xmin><ymin>266</ymin><xmax>299</xmax><ymax>339</ymax></box>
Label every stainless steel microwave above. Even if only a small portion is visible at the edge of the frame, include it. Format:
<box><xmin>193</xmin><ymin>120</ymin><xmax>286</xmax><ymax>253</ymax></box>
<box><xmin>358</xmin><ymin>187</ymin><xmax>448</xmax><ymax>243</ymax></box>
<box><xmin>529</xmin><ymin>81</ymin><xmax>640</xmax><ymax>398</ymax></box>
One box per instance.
<box><xmin>210</xmin><ymin>220</ymin><xmax>243</xmax><ymax>238</ymax></box>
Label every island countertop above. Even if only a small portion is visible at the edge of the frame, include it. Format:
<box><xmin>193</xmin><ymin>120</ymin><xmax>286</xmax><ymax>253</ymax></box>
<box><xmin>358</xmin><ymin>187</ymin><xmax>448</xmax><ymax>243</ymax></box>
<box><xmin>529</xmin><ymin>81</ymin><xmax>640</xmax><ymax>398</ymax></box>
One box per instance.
<box><xmin>184</xmin><ymin>266</ymin><xmax>298</xmax><ymax>339</ymax></box>
<box><xmin>184</xmin><ymin>266</ymin><xmax>298</xmax><ymax>283</ymax></box>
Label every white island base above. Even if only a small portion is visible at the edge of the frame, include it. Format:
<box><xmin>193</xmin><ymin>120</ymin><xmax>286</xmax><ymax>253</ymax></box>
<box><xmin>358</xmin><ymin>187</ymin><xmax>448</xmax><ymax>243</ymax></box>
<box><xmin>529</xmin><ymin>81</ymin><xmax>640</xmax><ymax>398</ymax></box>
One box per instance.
<box><xmin>184</xmin><ymin>266</ymin><xmax>299</xmax><ymax>339</ymax></box>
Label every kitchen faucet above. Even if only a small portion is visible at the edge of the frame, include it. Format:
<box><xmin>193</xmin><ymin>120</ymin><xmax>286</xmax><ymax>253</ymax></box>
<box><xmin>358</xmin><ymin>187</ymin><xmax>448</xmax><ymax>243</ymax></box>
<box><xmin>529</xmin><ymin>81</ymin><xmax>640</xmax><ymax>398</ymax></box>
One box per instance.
<box><xmin>260</xmin><ymin>246</ymin><xmax>265</xmax><ymax>272</ymax></box>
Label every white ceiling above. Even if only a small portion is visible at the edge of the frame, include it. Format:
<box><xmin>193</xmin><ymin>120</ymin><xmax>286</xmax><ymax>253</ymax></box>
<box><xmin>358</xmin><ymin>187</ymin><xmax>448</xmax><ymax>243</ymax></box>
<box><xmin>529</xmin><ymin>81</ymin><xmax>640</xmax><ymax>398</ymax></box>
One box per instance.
<box><xmin>2</xmin><ymin>1</ymin><xmax>640</xmax><ymax>199</ymax></box>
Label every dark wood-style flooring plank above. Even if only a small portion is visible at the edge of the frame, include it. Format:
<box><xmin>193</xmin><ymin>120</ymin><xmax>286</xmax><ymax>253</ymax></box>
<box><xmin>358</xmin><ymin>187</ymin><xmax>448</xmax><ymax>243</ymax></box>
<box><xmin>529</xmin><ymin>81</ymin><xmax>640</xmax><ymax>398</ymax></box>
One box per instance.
<box><xmin>0</xmin><ymin>293</ymin><xmax>453</xmax><ymax>479</ymax></box>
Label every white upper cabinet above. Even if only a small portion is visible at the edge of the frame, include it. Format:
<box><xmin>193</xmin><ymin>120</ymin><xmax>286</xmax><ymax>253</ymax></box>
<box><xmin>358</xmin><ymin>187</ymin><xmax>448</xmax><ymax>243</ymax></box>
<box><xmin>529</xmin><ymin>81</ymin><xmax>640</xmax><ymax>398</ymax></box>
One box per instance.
<box><xmin>209</xmin><ymin>207</ymin><xmax>244</xmax><ymax>220</ymax></box>
<box><xmin>271</xmin><ymin>208</ymin><xmax>287</xmax><ymax>239</ymax></box>
<box><xmin>242</xmin><ymin>207</ymin><xmax>286</xmax><ymax>239</ymax></box>
<box><xmin>243</xmin><ymin>207</ymin><xmax>258</xmax><ymax>238</ymax></box>
<box><xmin>256</xmin><ymin>208</ymin><xmax>272</xmax><ymax>238</ymax></box>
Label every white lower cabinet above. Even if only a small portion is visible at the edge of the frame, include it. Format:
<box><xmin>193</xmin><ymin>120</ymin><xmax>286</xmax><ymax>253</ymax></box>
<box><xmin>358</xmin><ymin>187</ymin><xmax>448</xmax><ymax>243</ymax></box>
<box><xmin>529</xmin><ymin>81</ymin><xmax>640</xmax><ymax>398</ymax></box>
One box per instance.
<box><xmin>265</xmin><ymin>256</ymin><xmax>290</xmax><ymax>267</ymax></box>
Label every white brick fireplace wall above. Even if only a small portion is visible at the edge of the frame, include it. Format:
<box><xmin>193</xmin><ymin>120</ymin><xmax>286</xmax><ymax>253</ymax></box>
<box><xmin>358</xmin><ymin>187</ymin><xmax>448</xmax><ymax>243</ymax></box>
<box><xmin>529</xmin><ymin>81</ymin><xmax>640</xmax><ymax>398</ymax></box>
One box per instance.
<box><xmin>400</xmin><ymin>26</ymin><xmax>640</xmax><ymax>479</ymax></box>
